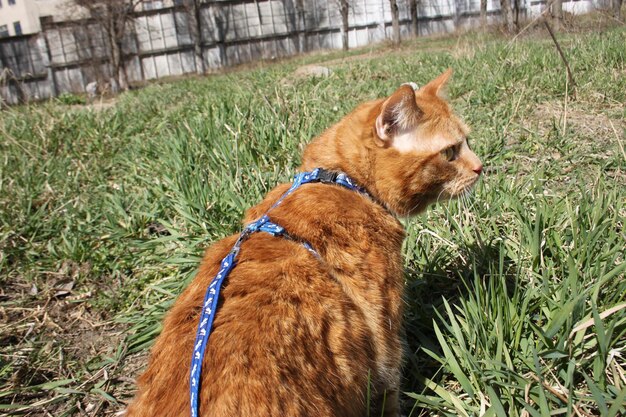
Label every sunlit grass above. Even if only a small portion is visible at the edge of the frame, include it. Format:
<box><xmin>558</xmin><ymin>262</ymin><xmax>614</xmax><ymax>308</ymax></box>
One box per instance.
<box><xmin>1</xmin><ymin>25</ymin><xmax>624</xmax><ymax>416</ymax></box>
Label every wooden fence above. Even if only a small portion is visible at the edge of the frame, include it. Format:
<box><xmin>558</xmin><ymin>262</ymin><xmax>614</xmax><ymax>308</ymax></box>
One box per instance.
<box><xmin>0</xmin><ymin>0</ymin><xmax>600</xmax><ymax>105</ymax></box>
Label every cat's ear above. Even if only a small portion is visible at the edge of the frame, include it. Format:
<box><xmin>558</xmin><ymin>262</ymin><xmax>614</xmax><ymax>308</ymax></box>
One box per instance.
<box><xmin>375</xmin><ymin>84</ymin><xmax>420</xmax><ymax>146</ymax></box>
<box><xmin>421</xmin><ymin>68</ymin><xmax>453</xmax><ymax>97</ymax></box>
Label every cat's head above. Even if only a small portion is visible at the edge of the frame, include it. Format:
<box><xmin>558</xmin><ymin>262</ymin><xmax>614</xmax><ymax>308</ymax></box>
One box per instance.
<box><xmin>367</xmin><ymin>69</ymin><xmax>482</xmax><ymax>216</ymax></box>
<box><xmin>301</xmin><ymin>69</ymin><xmax>482</xmax><ymax>216</ymax></box>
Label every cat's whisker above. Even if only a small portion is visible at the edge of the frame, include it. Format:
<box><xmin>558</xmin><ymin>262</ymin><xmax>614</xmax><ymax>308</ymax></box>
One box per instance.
<box><xmin>434</xmin><ymin>188</ymin><xmax>448</xmax><ymax>209</ymax></box>
<box><xmin>457</xmin><ymin>188</ymin><xmax>485</xmax><ymax>249</ymax></box>
<box><xmin>459</xmin><ymin>193</ymin><xmax>468</xmax><ymax>212</ymax></box>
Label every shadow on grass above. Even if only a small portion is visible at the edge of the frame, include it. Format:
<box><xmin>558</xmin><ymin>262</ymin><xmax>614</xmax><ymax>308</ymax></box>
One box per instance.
<box><xmin>400</xmin><ymin>239</ymin><xmax>519</xmax><ymax>414</ymax></box>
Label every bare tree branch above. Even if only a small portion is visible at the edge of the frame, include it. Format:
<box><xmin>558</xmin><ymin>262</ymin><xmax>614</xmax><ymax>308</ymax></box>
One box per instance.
<box><xmin>70</xmin><ymin>0</ymin><xmax>144</xmax><ymax>91</ymax></box>
<box><xmin>543</xmin><ymin>20</ymin><xmax>577</xmax><ymax>97</ymax></box>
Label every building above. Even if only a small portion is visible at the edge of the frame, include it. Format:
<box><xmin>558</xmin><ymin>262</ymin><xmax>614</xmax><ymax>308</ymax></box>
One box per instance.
<box><xmin>0</xmin><ymin>0</ymin><xmax>73</xmax><ymax>37</ymax></box>
<box><xmin>142</xmin><ymin>0</ymin><xmax>184</xmax><ymax>11</ymax></box>
<box><xmin>0</xmin><ymin>0</ymin><xmax>179</xmax><ymax>37</ymax></box>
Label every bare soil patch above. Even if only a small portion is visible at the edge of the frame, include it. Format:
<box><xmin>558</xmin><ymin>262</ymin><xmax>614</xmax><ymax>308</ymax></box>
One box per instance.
<box><xmin>0</xmin><ymin>264</ymin><xmax>143</xmax><ymax>416</ymax></box>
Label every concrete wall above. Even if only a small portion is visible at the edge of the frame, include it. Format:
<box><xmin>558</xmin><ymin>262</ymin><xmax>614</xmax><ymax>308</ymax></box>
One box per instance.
<box><xmin>0</xmin><ymin>0</ymin><xmax>71</xmax><ymax>36</ymax></box>
<box><xmin>0</xmin><ymin>0</ymin><xmax>609</xmax><ymax>105</ymax></box>
<box><xmin>0</xmin><ymin>0</ymin><xmax>42</xmax><ymax>36</ymax></box>
<box><xmin>35</xmin><ymin>0</ymin><xmax>79</xmax><ymax>21</ymax></box>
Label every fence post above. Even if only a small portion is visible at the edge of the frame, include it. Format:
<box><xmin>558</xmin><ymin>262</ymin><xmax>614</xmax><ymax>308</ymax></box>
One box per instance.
<box><xmin>41</xmin><ymin>33</ymin><xmax>58</xmax><ymax>98</ymax></box>
<box><xmin>132</xmin><ymin>20</ymin><xmax>146</xmax><ymax>84</ymax></box>
<box><xmin>37</xmin><ymin>18</ymin><xmax>59</xmax><ymax>97</ymax></box>
<box><xmin>208</xmin><ymin>3</ymin><xmax>226</xmax><ymax>68</ymax></box>
<box><xmin>37</xmin><ymin>32</ymin><xmax>59</xmax><ymax>97</ymax></box>
<box><xmin>190</xmin><ymin>1</ymin><xmax>206</xmax><ymax>74</ymax></box>
<box><xmin>380</xmin><ymin>0</ymin><xmax>387</xmax><ymax>40</ymax></box>
<box><xmin>296</xmin><ymin>0</ymin><xmax>305</xmax><ymax>52</ymax></box>
<box><xmin>0</xmin><ymin>44</ymin><xmax>9</xmax><ymax>106</ymax></box>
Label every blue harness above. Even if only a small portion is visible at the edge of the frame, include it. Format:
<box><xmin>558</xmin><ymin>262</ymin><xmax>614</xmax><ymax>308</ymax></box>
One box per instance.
<box><xmin>189</xmin><ymin>168</ymin><xmax>368</xmax><ymax>417</ymax></box>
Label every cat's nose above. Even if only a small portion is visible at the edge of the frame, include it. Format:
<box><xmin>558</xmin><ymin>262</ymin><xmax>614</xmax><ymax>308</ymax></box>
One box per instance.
<box><xmin>473</xmin><ymin>165</ymin><xmax>483</xmax><ymax>175</ymax></box>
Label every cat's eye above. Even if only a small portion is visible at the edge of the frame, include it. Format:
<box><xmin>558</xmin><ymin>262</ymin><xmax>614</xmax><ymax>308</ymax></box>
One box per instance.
<box><xmin>442</xmin><ymin>146</ymin><xmax>458</xmax><ymax>162</ymax></box>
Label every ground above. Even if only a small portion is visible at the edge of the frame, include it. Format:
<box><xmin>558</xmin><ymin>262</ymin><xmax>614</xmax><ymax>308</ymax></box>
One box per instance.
<box><xmin>1</xmin><ymin>12</ymin><xmax>625</xmax><ymax>417</ymax></box>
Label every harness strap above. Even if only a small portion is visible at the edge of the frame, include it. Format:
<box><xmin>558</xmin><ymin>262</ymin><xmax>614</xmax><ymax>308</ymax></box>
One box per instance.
<box><xmin>189</xmin><ymin>168</ymin><xmax>368</xmax><ymax>417</ymax></box>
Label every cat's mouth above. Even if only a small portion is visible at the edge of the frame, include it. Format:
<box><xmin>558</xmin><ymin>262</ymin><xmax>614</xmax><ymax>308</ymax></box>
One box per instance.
<box><xmin>446</xmin><ymin>175</ymin><xmax>481</xmax><ymax>198</ymax></box>
<box><xmin>413</xmin><ymin>175</ymin><xmax>479</xmax><ymax>214</ymax></box>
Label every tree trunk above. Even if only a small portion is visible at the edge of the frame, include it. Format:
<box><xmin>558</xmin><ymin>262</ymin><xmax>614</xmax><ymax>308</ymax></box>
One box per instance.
<box><xmin>389</xmin><ymin>0</ymin><xmax>400</xmax><ymax>44</ymax></box>
<box><xmin>500</xmin><ymin>0</ymin><xmax>515</xmax><ymax>32</ymax></box>
<box><xmin>112</xmin><ymin>39</ymin><xmax>129</xmax><ymax>91</ymax></box>
<box><xmin>73</xmin><ymin>0</ymin><xmax>137</xmax><ymax>92</ymax></box>
<box><xmin>187</xmin><ymin>0</ymin><xmax>205</xmax><ymax>74</ymax></box>
<box><xmin>340</xmin><ymin>0</ymin><xmax>349</xmax><ymax>51</ymax></box>
<box><xmin>105</xmin><ymin>22</ymin><xmax>120</xmax><ymax>91</ymax></box>
<box><xmin>409</xmin><ymin>0</ymin><xmax>418</xmax><ymax>36</ymax></box>
<box><xmin>480</xmin><ymin>0</ymin><xmax>487</xmax><ymax>27</ymax></box>
<box><xmin>614</xmin><ymin>0</ymin><xmax>623</xmax><ymax>21</ymax></box>
<box><xmin>193</xmin><ymin>3</ymin><xmax>206</xmax><ymax>74</ymax></box>
<box><xmin>552</xmin><ymin>0</ymin><xmax>563</xmax><ymax>30</ymax></box>
<box><xmin>296</xmin><ymin>0</ymin><xmax>306</xmax><ymax>52</ymax></box>
<box><xmin>106</xmin><ymin>10</ymin><xmax>129</xmax><ymax>91</ymax></box>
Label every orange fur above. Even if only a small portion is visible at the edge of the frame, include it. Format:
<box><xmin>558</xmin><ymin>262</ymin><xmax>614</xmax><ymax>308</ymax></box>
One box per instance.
<box><xmin>126</xmin><ymin>70</ymin><xmax>482</xmax><ymax>417</ymax></box>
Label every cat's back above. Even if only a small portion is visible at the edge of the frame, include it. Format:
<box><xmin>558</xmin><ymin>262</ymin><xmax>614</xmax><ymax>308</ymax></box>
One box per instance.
<box><xmin>126</xmin><ymin>183</ymin><xmax>390</xmax><ymax>417</ymax></box>
<box><xmin>200</xmin><ymin>233</ymin><xmax>377</xmax><ymax>417</ymax></box>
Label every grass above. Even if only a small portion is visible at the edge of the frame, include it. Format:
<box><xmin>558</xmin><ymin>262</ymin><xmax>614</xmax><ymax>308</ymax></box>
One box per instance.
<box><xmin>1</xmin><ymin>19</ymin><xmax>625</xmax><ymax>416</ymax></box>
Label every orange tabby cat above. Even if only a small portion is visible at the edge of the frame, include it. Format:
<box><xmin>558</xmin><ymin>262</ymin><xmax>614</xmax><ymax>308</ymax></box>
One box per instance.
<box><xmin>126</xmin><ymin>69</ymin><xmax>482</xmax><ymax>417</ymax></box>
